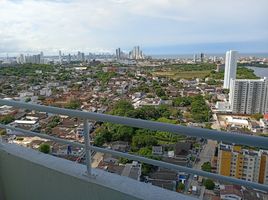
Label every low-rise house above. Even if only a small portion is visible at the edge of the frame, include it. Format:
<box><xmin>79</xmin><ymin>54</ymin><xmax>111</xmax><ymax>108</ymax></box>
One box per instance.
<box><xmin>102</xmin><ymin>153</ymin><xmax>119</xmax><ymax>164</ymax></box>
<box><xmin>133</xmin><ymin>98</ymin><xmax>162</xmax><ymax>109</ymax></box>
<box><xmin>220</xmin><ymin>185</ymin><xmax>242</xmax><ymax>200</ymax></box>
<box><xmin>110</xmin><ymin>141</ymin><xmax>129</xmax><ymax>152</ymax></box>
<box><xmin>152</xmin><ymin>146</ymin><xmax>163</xmax><ymax>155</ymax></box>
<box><xmin>40</xmin><ymin>88</ymin><xmax>52</xmax><ymax>97</ymax></box>
<box><xmin>6</xmin><ymin>119</ymin><xmax>40</xmax><ymax>135</ymax></box>
<box><xmin>249</xmin><ymin>121</ymin><xmax>262</xmax><ymax>133</ymax></box>
<box><xmin>131</xmin><ymin>92</ymin><xmax>143</xmax><ymax>99</ymax></box>
<box><xmin>54</xmin><ymin>145</ymin><xmax>83</xmax><ymax>157</ymax></box>
<box><xmin>121</xmin><ymin>161</ymin><xmax>142</xmax><ymax>181</ymax></box>
<box><xmin>174</xmin><ymin>142</ymin><xmax>192</xmax><ymax>158</ymax></box>
<box><xmin>225</xmin><ymin>116</ymin><xmax>249</xmax><ymax>129</ymax></box>
<box><xmin>148</xmin><ymin>168</ymin><xmax>178</xmax><ymax>191</ymax></box>
<box><xmin>0</xmin><ymin>105</ymin><xmax>15</xmax><ymax>115</ymax></box>
<box><xmin>260</xmin><ymin>114</ymin><xmax>268</xmax><ymax>132</ymax></box>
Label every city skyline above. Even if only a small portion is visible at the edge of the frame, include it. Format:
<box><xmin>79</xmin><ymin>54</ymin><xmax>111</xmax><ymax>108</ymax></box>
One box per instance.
<box><xmin>0</xmin><ymin>0</ymin><xmax>268</xmax><ymax>56</ymax></box>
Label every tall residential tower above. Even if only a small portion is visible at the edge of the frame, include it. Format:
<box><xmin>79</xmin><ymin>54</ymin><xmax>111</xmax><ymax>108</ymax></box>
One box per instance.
<box><xmin>223</xmin><ymin>50</ymin><xmax>238</xmax><ymax>89</ymax></box>
<box><xmin>229</xmin><ymin>77</ymin><xmax>268</xmax><ymax>114</ymax></box>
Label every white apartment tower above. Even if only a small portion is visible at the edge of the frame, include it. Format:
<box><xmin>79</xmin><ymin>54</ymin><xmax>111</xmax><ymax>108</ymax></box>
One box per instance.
<box><xmin>229</xmin><ymin>77</ymin><xmax>268</xmax><ymax>114</ymax></box>
<box><xmin>59</xmin><ymin>50</ymin><xmax>62</xmax><ymax>64</ymax></box>
<box><xmin>223</xmin><ymin>50</ymin><xmax>238</xmax><ymax>89</ymax></box>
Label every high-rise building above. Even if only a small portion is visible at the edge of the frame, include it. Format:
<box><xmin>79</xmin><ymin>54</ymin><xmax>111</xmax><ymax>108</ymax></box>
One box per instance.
<box><xmin>81</xmin><ymin>52</ymin><xmax>85</xmax><ymax>62</ymax></box>
<box><xmin>116</xmin><ymin>48</ymin><xmax>122</xmax><ymax>60</ymax></box>
<box><xmin>223</xmin><ymin>50</ymin><xmax>238</xmax><ymax>89</ymax></box>
<box><xmin>59</xmin><ymin>50</ymin><xmax>62</xmax><ymax>64</ymax></box>
<box><xmin>229</xmin><ymin>78</ymin><xmax>268</xmax><ymax>114</ymax></box>
<box><xmin>217</xmin><ymin>143</ymin><xmax>268</xmax><ymax>185</ymax></box>
<box><xmin>68</xmin><ymin>54</ymin><xmax>71</xmax><ymax>63</ymax></box>
<box><xmin>200</xmin><ymin>53</ymin><xmax>204</xmax><ymax>63</ymax></box>
<box><xmin>40</xmin><ymin>51</ymin><xmax>44</xmax><ymax>64</ymax></box>
<box><xmin>193</xmin><ymin>54</ymin><xmax>197</xmax><ymax>63</ymax></box>
<box><xmin>77</xmin><ymin>51</ymin><xmax>82</xmax><ymax>61</ymax></box>
<box><xmin>16</xmin><ymin>54</ymin><xmax>25</xmax><ymax>64</ymax></box>
<box><xmin>24</xmin><ymin>54</ymin><xmax>41</xmax><ymax>64</ymax></box>
<box><xmin>129</xmin><ymin>46</ymin><xmax>144</xmax><ymax>60</ymax></box>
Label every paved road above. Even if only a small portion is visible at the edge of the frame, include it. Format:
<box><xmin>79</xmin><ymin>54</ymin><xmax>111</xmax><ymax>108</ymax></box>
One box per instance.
<box><xmin>195</xmin><ymin>140</ymin><xmax>217</xmax><ymax>170</ymax></box>
<box><xmin>184</xmin><ymin>139</ymin><xmax>217</xmax><ymax>197</ymax></box>
<box><xmin>211</xmin><ymin>114</ymin><xmax>221</xmax><ymax>131</ymax></box>
<box><xmin>91</xmin><ymin>152</ymin><xmax>103</xmax><ymax>168</ymax></box>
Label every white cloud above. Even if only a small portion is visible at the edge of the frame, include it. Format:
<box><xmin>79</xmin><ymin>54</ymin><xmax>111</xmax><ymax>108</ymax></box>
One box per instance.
<box><xmin>0</xmin><ymin>0</ymin><xmax>267</xmax><ymax>55</ymax></box>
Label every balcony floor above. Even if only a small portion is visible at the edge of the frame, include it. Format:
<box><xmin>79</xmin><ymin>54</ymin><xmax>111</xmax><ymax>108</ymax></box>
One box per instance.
<box><xmin>0</xmin><ymin>143</ymin><xmax>197</xmax><ymax>200</ymax></box>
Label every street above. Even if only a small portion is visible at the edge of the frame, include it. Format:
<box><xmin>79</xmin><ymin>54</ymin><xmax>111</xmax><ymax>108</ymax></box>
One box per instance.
<box><xmin>184</xmin><ymin>139</ymin><xmax>217</xmax><ymax>198</ymax></box>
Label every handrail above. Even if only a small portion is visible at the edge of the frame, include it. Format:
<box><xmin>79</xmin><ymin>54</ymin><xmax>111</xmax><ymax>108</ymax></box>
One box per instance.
<box><xmin>1</xmin><ymin>124</ymin><xmax>268</xmax><ymax>191</ymax></box>
<box><xmin>0</xmin><ymin>99</ymin><xmax>268</xmax><ymax>149</ymax></box>
<box><xmin>0</xmin><ymin>99</ymin><xmax>268</xmax><ymax>192</ymax></box>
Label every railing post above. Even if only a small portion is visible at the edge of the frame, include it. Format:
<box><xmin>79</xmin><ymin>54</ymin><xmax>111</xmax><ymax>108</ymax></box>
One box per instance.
<box><xmin>83</xmin><ymin>119</ymin><xmax>92</xmax><ymax>176</ymax></box>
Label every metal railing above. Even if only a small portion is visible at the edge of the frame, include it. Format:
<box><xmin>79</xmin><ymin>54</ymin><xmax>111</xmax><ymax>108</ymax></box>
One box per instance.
<box><xmin>0</xmin><ymin>99</ymin><xmax>268</xmax><ymax>191</ymax></box>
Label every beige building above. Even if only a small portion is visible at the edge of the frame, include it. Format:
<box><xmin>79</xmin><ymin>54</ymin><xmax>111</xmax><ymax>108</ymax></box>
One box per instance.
<box><xmin>217</xmin><ymin>143</ymin><xmax>268</xmax><ymax>184</ymax></box>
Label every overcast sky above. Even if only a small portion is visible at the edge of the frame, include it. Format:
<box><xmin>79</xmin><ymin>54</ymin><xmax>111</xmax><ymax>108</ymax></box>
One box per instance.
<box><xmin>0</xmin><ymin>0</ymin><xmax>268</xmax><ymax>55</ymax></box>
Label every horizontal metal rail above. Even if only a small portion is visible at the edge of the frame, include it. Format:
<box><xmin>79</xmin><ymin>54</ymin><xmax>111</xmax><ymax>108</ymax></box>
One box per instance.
<box><xmin>1</xmin><ymin>124</ymin><xmax>268</xmax><ymax>191</ymax></box>
<box><xmin>0</xmin><ymin>99</ymin><xmax>268</xmax><ymax>149</ymax></box>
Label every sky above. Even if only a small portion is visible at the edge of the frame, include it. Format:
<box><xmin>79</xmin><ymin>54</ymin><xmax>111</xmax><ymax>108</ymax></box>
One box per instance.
<box><xmin>0</xmin><ymin>0</ymin><xmax>268</xmax><ymax>56</ymax></box>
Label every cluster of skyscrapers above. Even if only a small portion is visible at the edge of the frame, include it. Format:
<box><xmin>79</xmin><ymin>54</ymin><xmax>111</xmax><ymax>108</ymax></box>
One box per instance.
<box><xmin>223</xmin><ymin>50</ymin><xmax>268</xmax><ymax>114</ymax></box>
<box><xmin>193</xmin><ymin>53</ymin><xmax>206</xmax><ymax>63</ymax></box>
<box><xmin>16</xmin><ymin>52</ymin><xmax>45</xmax><ymax>64</ymax></box>
<box><xmin>116</xmin><ymin>46</ymin><xmax>145</xmax><ymax>60</ymax></box>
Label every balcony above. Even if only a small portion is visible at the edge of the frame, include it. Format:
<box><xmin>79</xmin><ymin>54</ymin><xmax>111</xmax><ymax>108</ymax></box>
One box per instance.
<box><xmin>0</xmin><ymin>99</ymin><xmax>268</xmax><ymax>200</ymax></box>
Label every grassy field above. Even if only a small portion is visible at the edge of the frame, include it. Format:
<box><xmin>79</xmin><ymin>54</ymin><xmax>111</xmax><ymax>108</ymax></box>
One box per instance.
<box><xmin>153</xmin><ymin>70</ymin><xmax>211</xmax><ymax>79</ymax></box>
<box><xmin>152</xmin><ymin>64</ymin><xmax>258</xmax><ymax>80</ymax></box>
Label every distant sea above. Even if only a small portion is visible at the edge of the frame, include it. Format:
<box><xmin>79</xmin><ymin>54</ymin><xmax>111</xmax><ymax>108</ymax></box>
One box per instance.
<box><xmin>150</xmin><ymin>53</ymin><xmax>268</xmax><ymax>59</ymax></box>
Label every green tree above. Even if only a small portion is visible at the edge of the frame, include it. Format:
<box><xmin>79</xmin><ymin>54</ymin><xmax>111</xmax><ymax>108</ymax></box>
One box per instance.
<box><xmin>132</xmin><ymin>133</ymin><xmax>157</xmax><ymax>149</ymax></box>
<box><xmin>94</xmin><ymin>126</ymin><xmax>113</xmax><ymax>146</ymax></box>
<box><xmin>38</xmin><ymin>96</ymin><xmax>45</xmax><ymax>101</ymax></box>
<box><xmin>173</xmin><ymin>97</ymin><xmax>192</xmax><ymax>107</ymax></box>
<box><xmin>111</xmin><ymin>100</ymin><xmax>135</xmax><ymax>117</ymax></box>
<box><xmin>134</xmin><ymin>106</ymin><xmax>161</xmax><ymax>120</ymax></box>
<box><xmin>65</xmin><ymin>99</ymin><xmax>81</xmax><ymax>109</ymax></box>
<box><xmin>251</xmin><ymin>113</ymin><xmax>263</xmax><ymax>121</ymax></box>
<box><xmin>155</xmin><ymin>88</ymin><xmax>165</xmax><ymax>97</ymax></box>
<box><xmin>191</xmin><ymin>95</ymin><xmax>211</xmax><ymax>122</ymax></box>
<box><xmin>0</xmin><ymin>115</ymin><xmax>15</xmax><ymax>124</ymax></box>
<box><xmin>177</xmin><ymin>182</ymin><xmax>185</xmax><ymax>191</ymax></box>
<box><xmin>25</xmin><ymin>97</ymin><xmax>31</xmax><ymax>102</ymax></box>
<box><xmin>0</xmin><ymin>129</ymin><xmax>6</xmax><ymax>136</ymax></box>
<box><xmin>138</xmin><ymin>147</ymin><xmax>152</xmax><ymax>156</ymax></box>
<box><xmin>201</xmin><ymin>162</ymin><xmax>212</xmax><ymax>172</ymax></box>
<box><xmin>157</xmin><ymin>117</ymin><xmax>177</xmax><ymax>124</ymax></box>
<box><xmin>94</xmin><ymin>134</ymin><xmax>106</xmax><ymax>146</ymax></box>
<box><xmin>39</xmin><ymin>143</ymin><xmax>50</xmax><ymax>154</ymax></box>
<box><xmin>204</xmin><ymin>179</ymin><xmax>215</xmax><ymax>190</ymax></box>
<box><xmin>119</xmin><ymin>157</ymin><xmax>131</xmax><ymax>164</ymax></box>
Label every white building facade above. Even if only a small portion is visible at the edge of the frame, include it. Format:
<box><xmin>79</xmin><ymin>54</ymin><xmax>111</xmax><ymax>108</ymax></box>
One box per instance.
<box><xmin>223</xmin><ymin>50</ymin><xmax>238</xmax><ymax>89</ymax></box>
<box><xmin>229</xmin><ymin>78</ymin><xmax>268</xmax><ymax>114</ymax></box>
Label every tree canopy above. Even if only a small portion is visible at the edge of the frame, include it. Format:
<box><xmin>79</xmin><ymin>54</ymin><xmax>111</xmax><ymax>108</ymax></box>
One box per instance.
<box><xmin>201</xmin><ymin>162</ymin><xmax>212</xmax><ymax>172</ymax></box>
<box><xmin>39</xmin><ymin>143</ymin><xmax>50</xmax><ymax>154</ymax></box>
<box><xmin>204</xmin><ymin>179</ymin><xmax>215</xmax><ymax>190</ymax></box>
<box><xmin>0</xmin><ymin>115</ymin><xmax>15</xmax><ymax>125</ymax></box>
